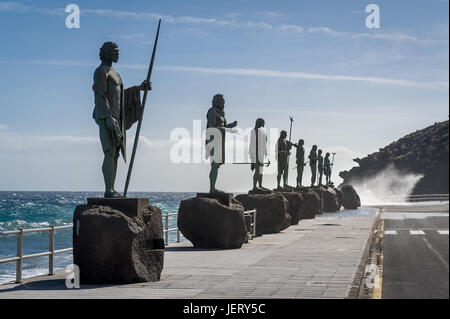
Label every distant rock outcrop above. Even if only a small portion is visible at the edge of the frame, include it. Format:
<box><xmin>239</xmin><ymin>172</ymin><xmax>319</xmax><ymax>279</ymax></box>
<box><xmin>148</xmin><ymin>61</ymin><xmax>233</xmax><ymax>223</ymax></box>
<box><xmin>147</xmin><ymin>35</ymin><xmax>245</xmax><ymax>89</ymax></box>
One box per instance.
<box><xmin>339</xmin><ymin>120</ymin><xmax>449</xmax><ymax>194</ymax></box>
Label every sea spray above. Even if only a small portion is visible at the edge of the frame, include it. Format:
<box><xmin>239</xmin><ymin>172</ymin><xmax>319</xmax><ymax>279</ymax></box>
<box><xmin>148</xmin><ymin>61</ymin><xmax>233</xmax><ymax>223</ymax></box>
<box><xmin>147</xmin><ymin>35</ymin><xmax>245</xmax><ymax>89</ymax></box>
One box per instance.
<box><xmin>348</xmin><ymin>164</ymin><xmax>423</xmax><ymax>205</ymax></box>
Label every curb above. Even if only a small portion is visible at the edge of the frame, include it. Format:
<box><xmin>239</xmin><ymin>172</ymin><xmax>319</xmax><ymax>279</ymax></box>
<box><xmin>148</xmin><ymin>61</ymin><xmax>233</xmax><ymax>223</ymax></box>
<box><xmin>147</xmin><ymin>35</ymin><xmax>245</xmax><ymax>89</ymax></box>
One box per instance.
<box><xmin>346</xmin><ymin>209</ymin><xmax>382</xmax><ymax>299</ymax></box>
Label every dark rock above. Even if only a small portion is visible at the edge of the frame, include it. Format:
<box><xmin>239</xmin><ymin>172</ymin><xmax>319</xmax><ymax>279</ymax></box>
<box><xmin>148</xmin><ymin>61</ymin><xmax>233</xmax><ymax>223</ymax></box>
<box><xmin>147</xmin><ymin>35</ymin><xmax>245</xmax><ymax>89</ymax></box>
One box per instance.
<box><xmin>178</xmin><ymin>197</ymin><xmax>246</xmax><ymax>249</ymax></box>
<box><xmin>322</xmin><ymin>187</ymin><xmax>340</xmax><ymax>212</ymax></box>
<box><xmin>73</xmin><ymin>202</ymin><xmax>164</xmax><ymax>284</ymax></box>
<box><xmin>295</xmin><ymin>189</ymin><xmax>320</xmax><ymax>219</ymax></box>
<box><xmin>339</xmin><ymin>120</ymin><xmax>449</xmax><ymax>195</ymax></box>
<box><xmin>196</xmin><ymin>192</ymin><xmax>233</xmax><ymax>206</ymax></box>
<box><xmin>339</xmin><ymin>184</ymin><xmax>361</xmax><ymax>209</ymax></box>
<box><xmin>86</xmin><ymin>197</ymin><xmax>148</xmax><ymax>218</ymax></box>
<box><xmin>310</xmin><ymin>187</ymin><xmax>324</xmax><ymax>214</ymax></box>
<box><xmin>277</xmin><ymin>192</ymin><xmax>303</xmax><ymax>225</ymax></box>
<box><xmin>335</xmin><ymin>187</ymin><xmax>344</xmax><ymax>209</ymax></box>
<box><xmin>235</xmin><ymin>193</ymin><xmax>289</xmax><ymax>235</ymax></box>
<box><xmin>248</xmin><ymin>188</ymin><xmax>273</xmax><ymax>195</ymax></box>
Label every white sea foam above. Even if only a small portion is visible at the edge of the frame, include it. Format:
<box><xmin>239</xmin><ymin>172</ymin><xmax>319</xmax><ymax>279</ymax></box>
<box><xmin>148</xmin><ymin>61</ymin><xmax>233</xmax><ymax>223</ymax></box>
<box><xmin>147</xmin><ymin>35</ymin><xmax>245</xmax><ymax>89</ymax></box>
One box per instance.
<box><xmin>348</xmin><ymin>164</ymin><xmax>423</xmax><ymax>205</ymax></box>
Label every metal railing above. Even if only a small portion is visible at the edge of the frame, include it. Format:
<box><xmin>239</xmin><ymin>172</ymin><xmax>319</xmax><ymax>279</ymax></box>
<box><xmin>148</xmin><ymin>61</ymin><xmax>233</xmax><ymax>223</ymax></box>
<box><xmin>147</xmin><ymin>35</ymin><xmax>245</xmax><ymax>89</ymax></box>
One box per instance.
<box><xmin>375</xmin><ymin>194</ymin><xmax>449</xmax><ymax>203</ymax></box>
<box><xmin>162</xmin><ymin>213</ymin><xmax>181</xmax><ymax>246</ymax></box>
<box><xmin>244</xmin><ymin>209</ymin><xmax>257</xmax><ymax>240</ymax></box>
<box><xmin>1</xmin><ymin>210</ymin><xmax>258</xmax><ymax>283</ymax></box>
<box><xmin>0</xmin><ymin>225</ymin><xmax>73</xmax><ymax>283</ymax></box>
<box><xmin>406</xmin><ymin>194</ymin><xmax>449</xmax><ymax>202</ymax></box>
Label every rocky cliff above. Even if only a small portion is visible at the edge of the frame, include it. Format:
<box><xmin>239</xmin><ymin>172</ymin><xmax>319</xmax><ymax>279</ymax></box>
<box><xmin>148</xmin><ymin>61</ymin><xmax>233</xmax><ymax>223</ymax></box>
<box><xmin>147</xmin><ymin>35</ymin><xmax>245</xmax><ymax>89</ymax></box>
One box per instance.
<box><xmin>339</xmin><ymin>120</ymin><xmax>449</xmax><ymax>195</ymax></box>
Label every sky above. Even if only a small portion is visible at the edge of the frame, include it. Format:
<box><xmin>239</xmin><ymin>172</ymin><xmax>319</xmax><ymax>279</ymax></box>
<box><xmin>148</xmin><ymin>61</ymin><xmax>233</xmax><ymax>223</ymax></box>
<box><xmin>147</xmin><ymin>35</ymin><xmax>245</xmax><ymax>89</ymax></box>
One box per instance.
<box><xmin>0</xmin><ymin>0</ymin><xmax>448</xmax><ymax>192</ymax></box>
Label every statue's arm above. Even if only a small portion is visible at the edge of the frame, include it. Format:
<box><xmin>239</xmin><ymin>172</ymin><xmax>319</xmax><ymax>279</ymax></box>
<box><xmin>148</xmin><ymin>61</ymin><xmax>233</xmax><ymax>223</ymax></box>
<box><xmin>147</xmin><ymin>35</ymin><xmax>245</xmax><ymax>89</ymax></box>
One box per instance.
<box><xmin>224</xmin><ymin>120</ymin><xmax>237</xmax><ymax>128</ymax></box>
<box><xmin>93</xmin><ymin>67</ymin><xmax>112</xmax><ymax>120</ymax></box>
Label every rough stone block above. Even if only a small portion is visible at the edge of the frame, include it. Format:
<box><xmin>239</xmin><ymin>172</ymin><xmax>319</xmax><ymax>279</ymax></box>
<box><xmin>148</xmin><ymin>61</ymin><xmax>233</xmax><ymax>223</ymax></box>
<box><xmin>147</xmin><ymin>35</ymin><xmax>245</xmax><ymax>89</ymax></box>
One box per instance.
<box><xmin>73</xmin><ymin>199</ymin><xmax>164</xmax><ymax>284</ymax></box>
<box><xmin>178</xmin><ymin>197</ymin><xmax>246</xmax><ymax>249</ymax></box>
<box><xmin>235</xmin><ymin>193</ymin><xmax>289</xmax><ymax>235</ymax></box>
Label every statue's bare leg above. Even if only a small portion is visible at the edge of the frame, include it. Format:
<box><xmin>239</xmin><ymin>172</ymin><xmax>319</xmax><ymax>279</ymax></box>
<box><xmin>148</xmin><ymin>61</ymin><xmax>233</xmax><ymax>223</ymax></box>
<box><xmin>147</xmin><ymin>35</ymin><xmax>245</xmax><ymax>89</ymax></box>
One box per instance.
<box><xmin>253</xmin><ymin>165</ymin><xmax>259</xmax><ymax>190</ymax></box>
<box><xmin>283</xmin><ymin>166</ymin><xmax>289</xmax><ymax>187</ymax></box>
<box><xmin>209</xmin><ymin>162</ymin><xmax>222</xmax><ymax>193</ymax></box>
<box><xmin>311</xmin><ymin>165</ymin><xmax>316</xmax><ymax>187</ymax></box>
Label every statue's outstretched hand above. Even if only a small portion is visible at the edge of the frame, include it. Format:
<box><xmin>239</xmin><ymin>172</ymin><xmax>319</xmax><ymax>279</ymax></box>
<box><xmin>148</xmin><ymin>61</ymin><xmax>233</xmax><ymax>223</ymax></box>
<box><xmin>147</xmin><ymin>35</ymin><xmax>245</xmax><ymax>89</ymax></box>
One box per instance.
<box><xmin>140</xmin><ymin>80</ymin><xmax>152</xmax><ymax>91</ymax></box>
<box><xmin>226</xmin><ymin>120</ymin><xmax>237</xmax><ymax>128</ymax></box>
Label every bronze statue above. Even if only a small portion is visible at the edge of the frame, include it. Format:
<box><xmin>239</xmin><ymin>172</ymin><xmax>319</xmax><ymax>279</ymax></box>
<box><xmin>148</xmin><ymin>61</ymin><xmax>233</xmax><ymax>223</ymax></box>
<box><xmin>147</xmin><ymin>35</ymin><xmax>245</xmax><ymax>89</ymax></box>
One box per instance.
<box><xmin>317</xmin><ymin>149</ymin><xmax>324</xmax><ymax>186</ymax></box>
<box><xmin>92</xmin><ymin>41</ymin><xmax>151</xmax><ymax>198</ymax></box>
<box><xmin>276</xmin><ymin>130</ymin><xmax>292</xmax><ymax>189</ymax></box>
<box><xmin>205</xmin><ymin>94</ymin><xmax>237</xmax><ymax>193</ymax></box>
<box><xmin>249</xmin><ymin>118</ymin><xmax>268</xmax><ymax>191</ymax></box>
<box><xmin>295</xmin><ymin>139</ymin><xmax>306</xmax><ymax>187</ymax></box>
<box><xmin>308</xmin><ymin>145</ymin><xmax>318</xmax><ymax>186</ymax></box>
<box><xmin>324</xmin><ymin>152</ymin><xmax>332</xmax><ymax>185</ymax></box>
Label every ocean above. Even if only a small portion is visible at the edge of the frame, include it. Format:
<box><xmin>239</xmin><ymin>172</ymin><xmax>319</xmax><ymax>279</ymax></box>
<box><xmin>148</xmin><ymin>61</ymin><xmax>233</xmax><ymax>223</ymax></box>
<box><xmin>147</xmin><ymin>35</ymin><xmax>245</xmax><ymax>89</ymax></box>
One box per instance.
<box><xmin>0</xmin><ymin>191</ymin><xmax>194</xmax><ymax>285</ymax></box>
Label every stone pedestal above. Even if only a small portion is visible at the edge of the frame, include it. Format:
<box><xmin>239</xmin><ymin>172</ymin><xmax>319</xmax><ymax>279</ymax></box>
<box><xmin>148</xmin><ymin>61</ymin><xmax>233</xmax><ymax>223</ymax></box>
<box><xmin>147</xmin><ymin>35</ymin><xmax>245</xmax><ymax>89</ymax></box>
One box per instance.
<box><xmin>248</xmin><ymin>188</ymin><xmax>273</xmax><ymax>195</ymax></box>
<box><xmin>178</xmin><ymin>195</ymin><xmax>246</xmax><ymax>249</ymax></box>
<box><xmin>310</xmin><ymin>187</ymin><xmax>324</xmax><ymax>214</ymax></box>
<box><xmin>235</xmin><ymin>193</ymin><xmax>289</xmax><ymax>236</ymax></box>
<box><xmin>339</xmin><ymin>185</ymin><xmax>361</xmax><ymax>209</ymax></box>
<box><xmin>196</xmin><ymin>192</ymin><xmax>233</xmax><ymax>206</ymax></box>
<box><xmin>277</xmin><ymin>192</ymin><xmax>303</xmax><ymax>225</ymax></box>
<box><xmin>295</xmin><ymin>188</ymin><xmax>320</xmax><ymax>219</ymax></box>
<box><xmin>322</xmin><ymin>188</ymin><xmax>340</xmax><ymax>213</ymax></box>
<box><xmin>73</xmin><ymin>198</ymin><xmax>164</xmax><ymax>284</ymax></box>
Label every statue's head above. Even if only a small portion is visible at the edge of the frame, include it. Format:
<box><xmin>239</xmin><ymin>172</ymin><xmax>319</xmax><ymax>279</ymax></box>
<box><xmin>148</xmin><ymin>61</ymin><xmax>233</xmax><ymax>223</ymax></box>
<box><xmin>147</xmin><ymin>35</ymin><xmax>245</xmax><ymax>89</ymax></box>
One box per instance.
<box><xmin>255</xmin><ymin>118</ymin><xmax>265</xmax><ymax>128</ymax></box>
<box><xmin>312</xmin><ymin>145</ymin><xmax>317</xmax><ymax>150</ymax></box>
<box><xmin>325</xmin><ymin>152</ymin><xmax>330</xmax><ymax>157</ymax></box>
<box><xmin>298</xmin><ymin>139</ymin><xmax>304</xmax><ymax>146</ymax></box>
<box><xmin>212</xmin><ymin>94</ymin><xmax>225</xmax><ymax>110</ymax></box>
<box><xmin>280</xmin><ymin>130</ymin><xmax>287</xmax><ymax>139</ymax></box>
<box><xmin>100</xmin><ymin>41</ymin><xmax>119</xmax><ymax>63</ymax></box>
<box><xmin>318</xmin><ymin>149</ymin><xmax>323</xmax><ymax>155</ymax></box>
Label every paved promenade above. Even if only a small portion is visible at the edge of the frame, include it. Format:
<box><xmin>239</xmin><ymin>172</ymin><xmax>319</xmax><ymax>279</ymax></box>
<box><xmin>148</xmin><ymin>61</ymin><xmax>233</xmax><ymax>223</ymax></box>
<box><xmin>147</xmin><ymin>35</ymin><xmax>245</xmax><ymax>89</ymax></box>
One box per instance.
<box><xmin>0</xmin><ymin>209</ymin><xmax>378</xmax><ymax>299</ymax></box>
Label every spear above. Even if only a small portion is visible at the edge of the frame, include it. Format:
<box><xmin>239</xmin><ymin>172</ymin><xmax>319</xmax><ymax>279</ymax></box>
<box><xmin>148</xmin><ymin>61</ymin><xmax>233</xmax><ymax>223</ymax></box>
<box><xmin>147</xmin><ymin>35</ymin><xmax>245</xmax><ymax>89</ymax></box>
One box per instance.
<box><xmin>232</xmin><ymin>159</ymin><xmax>271</xmax><ymax>167</ymax></box>
<box><xmin>286</xmin><ymin>116</ymin><xmax>294</xmax><ymax>173</ymax></box>
<box><xmin>124</xmin><ymin>19</ymin><xmax>161</xmax><ymax>197</ymax></box>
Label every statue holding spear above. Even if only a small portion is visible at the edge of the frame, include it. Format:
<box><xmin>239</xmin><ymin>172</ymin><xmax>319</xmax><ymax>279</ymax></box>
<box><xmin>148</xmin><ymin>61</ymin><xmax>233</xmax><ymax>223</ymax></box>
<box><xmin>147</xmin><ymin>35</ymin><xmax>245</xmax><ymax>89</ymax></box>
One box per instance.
<box><xmin>92</xmin><ymin>20</ymin><xmax>161</xmax><ymax>198</ymax></box>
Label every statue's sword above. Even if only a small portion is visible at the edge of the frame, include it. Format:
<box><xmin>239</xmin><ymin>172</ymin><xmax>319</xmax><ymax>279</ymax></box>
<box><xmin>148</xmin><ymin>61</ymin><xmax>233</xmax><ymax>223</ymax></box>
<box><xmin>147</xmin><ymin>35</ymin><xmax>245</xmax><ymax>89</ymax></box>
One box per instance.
<box><xmin>124</xmin><ymin>19</ymin><xmax>161</xmax><ymax>197</ymax></box>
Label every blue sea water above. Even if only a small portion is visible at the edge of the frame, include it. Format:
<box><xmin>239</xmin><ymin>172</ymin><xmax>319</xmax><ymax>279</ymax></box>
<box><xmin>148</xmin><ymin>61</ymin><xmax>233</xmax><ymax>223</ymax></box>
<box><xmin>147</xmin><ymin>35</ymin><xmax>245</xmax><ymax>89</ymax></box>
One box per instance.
<box><xmin>0</xmin><ymin>191</ymin><xmax>194</xmax><ymax>285</ymax></box>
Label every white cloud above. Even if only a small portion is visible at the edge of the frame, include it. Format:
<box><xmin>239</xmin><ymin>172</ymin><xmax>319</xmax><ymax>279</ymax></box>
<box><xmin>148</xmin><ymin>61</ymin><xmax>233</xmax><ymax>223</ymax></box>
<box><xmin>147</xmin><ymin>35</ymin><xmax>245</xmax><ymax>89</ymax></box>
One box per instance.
<box><xmin>2</xmin><ymin>59</ymin><xmax>447</xmax><ymax>90</ymax></box>
<box><xmin>277</xmin><ymin>24</ymin><xmax>303</xmax><ymax>32</ymax></box>
<box><xmin>0</xmin><ymin>2</ymin><xmax>433</xmax><ymax>43</ymax></box>
<box><xmin>157</xmin><ymin>65</ymin><xmax>449</xmax><ymax>89</ymax></box>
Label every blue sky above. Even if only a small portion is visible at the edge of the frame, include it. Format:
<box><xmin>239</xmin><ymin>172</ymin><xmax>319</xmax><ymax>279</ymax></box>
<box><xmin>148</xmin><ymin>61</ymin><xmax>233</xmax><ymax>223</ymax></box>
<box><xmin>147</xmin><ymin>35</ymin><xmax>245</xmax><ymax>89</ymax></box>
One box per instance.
<box><xmin>0</xmin><ymin>0</ymin><xmax>448</xmax><ymax>192</ymax></box>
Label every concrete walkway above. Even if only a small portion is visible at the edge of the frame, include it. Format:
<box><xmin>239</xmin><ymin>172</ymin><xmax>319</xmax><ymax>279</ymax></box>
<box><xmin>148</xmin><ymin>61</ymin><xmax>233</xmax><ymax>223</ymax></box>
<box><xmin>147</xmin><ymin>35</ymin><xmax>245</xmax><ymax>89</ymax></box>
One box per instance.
<box><xmin>0</xmin><ymin>208</ymin><xmax>378</xmax><ymax>299</ymax></box>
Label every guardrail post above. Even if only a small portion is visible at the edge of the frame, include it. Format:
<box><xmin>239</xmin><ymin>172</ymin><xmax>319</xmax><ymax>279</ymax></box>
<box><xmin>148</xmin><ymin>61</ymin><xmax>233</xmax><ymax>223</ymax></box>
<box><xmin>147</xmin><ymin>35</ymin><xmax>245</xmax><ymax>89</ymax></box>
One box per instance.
<box><xmin>49</xmin><ymin>226</ymin><xmax>54</xmax><ymax>275</ymax></box>
<box><xmin>253</xmin><ymin>209</ymin><xmax>257</xmax><ymax>239</ymax></box>
<box><xmin>16</xmin><ymin>229</ymin><xmax>23</xmax><ymax>283</ymax></box>
<box><xmin>176</xmin><ymin>229</ymin><xmax>180</xmax><ymax>243</ymax></box>
<box><xmin>165</xmin><ymin>214</ymin><xmax>169</xmax><ymax>246</ymax></box>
